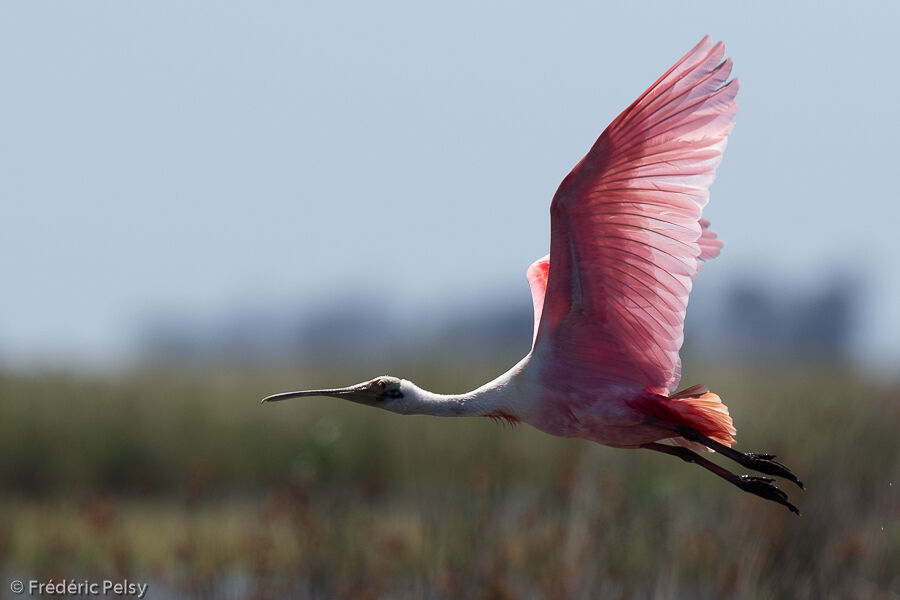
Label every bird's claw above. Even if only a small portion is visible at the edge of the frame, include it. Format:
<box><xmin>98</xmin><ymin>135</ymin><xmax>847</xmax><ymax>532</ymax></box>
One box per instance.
<box><xmin>741</xmin><ymin>452</ymin><xmax>804</xmax><ymax>490</ymax></box>
<box><xmin>736</xmin><ymin>475</ymin><xmax>800</xmax><ymax>515</ymax></box>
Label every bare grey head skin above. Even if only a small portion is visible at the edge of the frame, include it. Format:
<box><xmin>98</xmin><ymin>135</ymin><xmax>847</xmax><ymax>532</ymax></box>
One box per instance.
<box><xmin>261</xmin><ymin>375</ymin><xmax>408</xmax><ymax>412</ymax></box>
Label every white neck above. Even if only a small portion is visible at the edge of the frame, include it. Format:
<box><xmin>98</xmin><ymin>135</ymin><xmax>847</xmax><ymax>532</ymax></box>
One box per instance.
<box><xmin>394</xmin><ymin>355</ymin><xmax>533</xmax><ymax>420</ymax></box>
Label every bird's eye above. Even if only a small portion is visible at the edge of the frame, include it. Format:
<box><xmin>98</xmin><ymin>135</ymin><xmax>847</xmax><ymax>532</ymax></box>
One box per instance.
<box><xmin>375</xmin><ymin>380</ymin><xmax>386</xmax><ymax>390</ymax></box>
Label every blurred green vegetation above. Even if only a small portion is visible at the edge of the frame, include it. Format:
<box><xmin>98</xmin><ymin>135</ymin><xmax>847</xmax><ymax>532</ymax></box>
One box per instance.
<box><xmin>0</xmin><ymin>364</ymin><xmax>897</xmax><ymax>598</ymax></box>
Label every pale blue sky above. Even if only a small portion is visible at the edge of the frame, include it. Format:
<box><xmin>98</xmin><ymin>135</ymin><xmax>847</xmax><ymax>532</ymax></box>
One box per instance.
<box><xmin>2</xmin><ymin>1</ymin><xmax>898</xmax><ymax>370</ymax></box>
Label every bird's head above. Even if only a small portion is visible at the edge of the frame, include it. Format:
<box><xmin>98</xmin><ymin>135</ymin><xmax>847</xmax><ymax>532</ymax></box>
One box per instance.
<box><xmin>261</xmin><ymin>375</ymin><xmax>407</xmax><ymax>412</ymax></box>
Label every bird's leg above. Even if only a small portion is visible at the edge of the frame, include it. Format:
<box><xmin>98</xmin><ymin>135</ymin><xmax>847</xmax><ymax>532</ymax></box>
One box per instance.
<box><xmin>642</xmin><ymin>442</ymin><xmax>800</xmax><ymax>515</ymax></box>
<box><xmin>669</xmin><ymin>424</ymin><xmax>804</xmax><ymax>489</ymax></box>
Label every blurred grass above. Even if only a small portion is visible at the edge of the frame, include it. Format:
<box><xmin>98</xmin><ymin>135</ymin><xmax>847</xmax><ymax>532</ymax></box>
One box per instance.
<box><xmin>0</xmin><ymin>363</ymin><xmax>897</xmax><ymax>599</ymax></box>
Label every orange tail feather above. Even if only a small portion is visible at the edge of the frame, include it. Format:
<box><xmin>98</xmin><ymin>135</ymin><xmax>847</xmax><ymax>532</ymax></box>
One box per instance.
<box><xmin>634</xmin><ymin>388</ymin><xmax>737</xmax><ymax>449</ymax></box>
<box><xmin>668</xmin><ymin>390</ymin><xmax>736</xmax><ymax>447</ymax></box>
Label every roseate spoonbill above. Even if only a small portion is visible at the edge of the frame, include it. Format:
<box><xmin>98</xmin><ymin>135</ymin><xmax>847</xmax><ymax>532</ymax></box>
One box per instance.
<box><xmin>263</xmin><ymin>36</ymin><xmax>803</xmax><ymax>513</ymax></box>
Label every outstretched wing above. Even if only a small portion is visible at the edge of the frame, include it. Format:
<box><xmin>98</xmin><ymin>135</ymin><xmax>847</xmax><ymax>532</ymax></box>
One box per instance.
<box><xmin>532</xmin><ymin>36</ymin><xmax>737</xmax><ymax>393</ymax></box>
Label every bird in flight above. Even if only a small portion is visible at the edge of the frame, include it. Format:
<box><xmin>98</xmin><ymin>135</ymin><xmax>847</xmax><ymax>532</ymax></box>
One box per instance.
<box><xmin>263</xmin><ymin>37</ymin><xmax>803</xmax><ymax>514</ymax></box>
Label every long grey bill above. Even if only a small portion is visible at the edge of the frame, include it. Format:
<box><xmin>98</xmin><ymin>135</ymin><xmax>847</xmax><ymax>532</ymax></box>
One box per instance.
<box><xmin>260</xmin><ymin>383</ymin><xmax>368</xmax><ymax>404</ymax></box>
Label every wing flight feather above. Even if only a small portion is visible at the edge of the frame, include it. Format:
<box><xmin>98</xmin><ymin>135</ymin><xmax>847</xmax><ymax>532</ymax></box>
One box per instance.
<box><xmin>529</xmin><ymin>36</ymin><xmax>736</xmax><ymax>392</ymax></box>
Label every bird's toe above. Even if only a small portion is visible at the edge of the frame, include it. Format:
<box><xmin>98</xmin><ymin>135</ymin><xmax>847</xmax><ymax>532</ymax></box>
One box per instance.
<box><xmin>741</xmin><ymin>453</ymin><xmax>804</xmax><ymax>489</ymax></box>
<box><xmin>736</xmin><ymin>475</ymin><xmax>800</xmax><ymax>515</ymax></box>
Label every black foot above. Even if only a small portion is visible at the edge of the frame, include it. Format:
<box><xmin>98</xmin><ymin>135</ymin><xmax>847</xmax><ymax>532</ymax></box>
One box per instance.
<box><xmin>642</xmin><ymin>442</ymin><xmax>803</xmax><ymax>516</ymax></box>
<box><xmin>667</xmin><ymin>424</ymin><xmax>805</xmax><ymax>490</ymax></box>
<box><xmin>735</xmin><ymin>475</ymin><xmax>800</xmax><ymax>515</ymax></box>
<box><xmin>738</xmin><ymin>453</ymin><xmax>804</xmax><ymax>490</ymax></box>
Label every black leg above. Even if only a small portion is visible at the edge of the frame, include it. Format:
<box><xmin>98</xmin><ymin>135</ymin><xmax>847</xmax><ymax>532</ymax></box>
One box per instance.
<box><xmin>641</xmin><ymin>415</ymin><xmax>804</xmax><ymax>489</ymax></box>
<box><xmin>642</xmin><ymin>442</ymin><xmax>801</xmax><ymax>515</ymax></box>
<box><xmin>670</xmin><ymin>424</ymin><xmax>804</xmax><ymax>489</ymax></box>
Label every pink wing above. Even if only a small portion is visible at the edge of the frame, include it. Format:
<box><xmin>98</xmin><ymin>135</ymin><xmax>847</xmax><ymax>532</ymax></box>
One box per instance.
<box><xmin>526</xmin><ymin>254</ymin><xmax>550</xmax><ymax>344</ymax></box>
<box><xmin>527</xmin><ymin>221</ymin><xmax>720</xmax><ymax>350</ymax></box>
<box><xmin>698</xmin><ymin>218</ymin><xmax>723</xmax><ymax>262</ymax></box>
<box><xmin>532</xmin><ymin>36</ymin><xmax>737</xmax><ymax>393</ymax></box>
